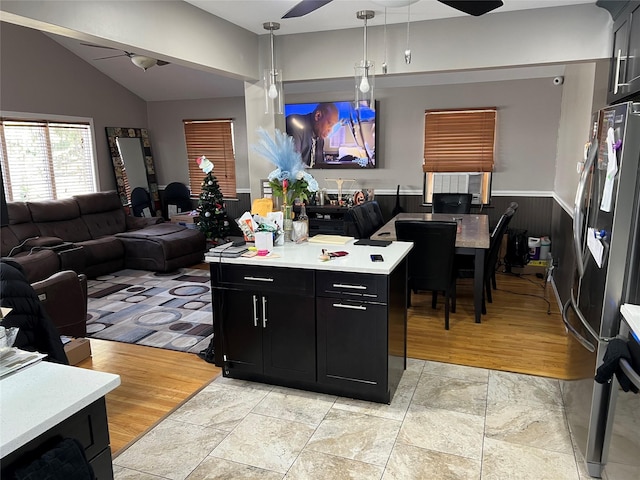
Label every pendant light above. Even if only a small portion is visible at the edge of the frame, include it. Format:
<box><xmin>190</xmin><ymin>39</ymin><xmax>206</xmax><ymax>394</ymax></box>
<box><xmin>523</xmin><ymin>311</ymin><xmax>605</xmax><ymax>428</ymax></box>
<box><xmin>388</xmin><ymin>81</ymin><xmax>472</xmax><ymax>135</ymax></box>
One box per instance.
<box><xmin>263</xmin><ymin>22</ymin><xmax>283</xmax><ymax>115</ymax></box>
<box><xmin>404</xmin><ymin>2</ymin><xmax>412</xmax><ymax>64</ymax></box>
<box><xmin>382</xmin><ymin>7</ymin><xmax>388</xmax><ymax>74</ymax></box>
<box><xmin>355</xmin><ymin>10</ymin><xmax>375</xmax><ymax>108</ymax></box>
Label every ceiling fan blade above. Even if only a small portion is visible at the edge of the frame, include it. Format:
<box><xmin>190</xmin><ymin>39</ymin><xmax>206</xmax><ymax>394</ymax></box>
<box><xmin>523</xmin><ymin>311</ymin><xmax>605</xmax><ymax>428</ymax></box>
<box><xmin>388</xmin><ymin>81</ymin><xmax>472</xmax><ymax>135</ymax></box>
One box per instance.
<box><xmin>81</xmin><ymin>43</ymin><xmax>119</xmax><ymax>50</ymax></box>
<box><xmin>438</xmin><ymin>1</ymin><xmax>503</xmax><ymax>16</ymax></box>
<box><xmin>156</xmin><ymin>60</ymin><xmax>170</xmax><ymax>67</ymax></box>
<box><xmin>282</xmin><ymin>0</ymin><xmax>332</xmax><ymax>19</ymax></box>
<box><xmin>93</xmin><ymin>54</ymin><xmax>127</xmax><ymax>60</ymax></box>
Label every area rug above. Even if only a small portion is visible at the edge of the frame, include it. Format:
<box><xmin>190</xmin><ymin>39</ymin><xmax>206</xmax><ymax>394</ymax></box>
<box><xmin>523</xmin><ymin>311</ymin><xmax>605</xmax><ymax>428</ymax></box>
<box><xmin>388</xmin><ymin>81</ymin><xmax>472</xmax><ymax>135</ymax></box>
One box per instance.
<box><xmin>86</xmin><ymin>268</ymin><xmax>213</xmax><ymax>354</ymax></box>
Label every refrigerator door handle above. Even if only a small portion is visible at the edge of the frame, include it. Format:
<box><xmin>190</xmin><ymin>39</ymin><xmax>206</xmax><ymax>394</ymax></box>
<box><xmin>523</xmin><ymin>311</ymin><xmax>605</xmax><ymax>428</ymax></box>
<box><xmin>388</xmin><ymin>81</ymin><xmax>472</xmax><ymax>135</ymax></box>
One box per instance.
<box><xmin>574</xmin><ymin>139</ymin><xmax>598</xmax><ymax>278</ymax></box>
<box><xmin>562</xmin><ymin>296</ymin><xmax>597</xmax><ymax>352</ymax></box>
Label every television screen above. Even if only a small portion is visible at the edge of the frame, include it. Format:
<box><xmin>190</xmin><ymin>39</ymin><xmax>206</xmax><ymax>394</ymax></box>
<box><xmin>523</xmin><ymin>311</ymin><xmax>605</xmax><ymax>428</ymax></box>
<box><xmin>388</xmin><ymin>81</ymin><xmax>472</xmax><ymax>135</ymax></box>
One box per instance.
<box><xmin>284</xmin><ymin>101</ymin><xmax>377</xmax><ymax>169</ymax></box>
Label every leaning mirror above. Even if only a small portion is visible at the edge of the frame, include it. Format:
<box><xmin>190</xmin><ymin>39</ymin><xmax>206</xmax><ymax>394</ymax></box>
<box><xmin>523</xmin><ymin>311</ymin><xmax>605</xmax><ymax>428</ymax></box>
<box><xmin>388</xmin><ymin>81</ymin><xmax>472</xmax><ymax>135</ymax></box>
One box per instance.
<box><xmin>106</xmin><ymin>127</ymin><xmax>160</xmax><ymax>214</ymax></box>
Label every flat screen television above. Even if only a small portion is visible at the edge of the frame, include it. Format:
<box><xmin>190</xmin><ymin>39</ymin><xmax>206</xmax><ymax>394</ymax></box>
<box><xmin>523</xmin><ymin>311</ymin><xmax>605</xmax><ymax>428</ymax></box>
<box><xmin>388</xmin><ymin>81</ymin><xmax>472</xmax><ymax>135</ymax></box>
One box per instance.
<box><xmin>284</xmin><ymin>101</ymin><xmax>377</xmax><ymax>169</ymax></box>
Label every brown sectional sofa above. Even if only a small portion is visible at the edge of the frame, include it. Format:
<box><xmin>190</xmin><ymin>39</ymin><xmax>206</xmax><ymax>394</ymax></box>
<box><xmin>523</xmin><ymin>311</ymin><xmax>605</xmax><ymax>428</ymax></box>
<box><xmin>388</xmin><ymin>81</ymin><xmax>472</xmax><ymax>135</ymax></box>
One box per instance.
<box><xmin>1</xmin><ymin>191</ymin><xmax>206</xmax><ymax>282</ymax></box>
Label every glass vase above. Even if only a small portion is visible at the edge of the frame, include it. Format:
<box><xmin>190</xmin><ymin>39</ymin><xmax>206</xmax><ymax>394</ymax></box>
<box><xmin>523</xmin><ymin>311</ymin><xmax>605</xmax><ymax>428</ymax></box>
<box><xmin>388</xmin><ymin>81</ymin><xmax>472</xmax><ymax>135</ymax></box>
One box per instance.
<box><xmin>282</xmin><ymin>204</ymin><xmax>293</xmax><ymax>242</ymax></box>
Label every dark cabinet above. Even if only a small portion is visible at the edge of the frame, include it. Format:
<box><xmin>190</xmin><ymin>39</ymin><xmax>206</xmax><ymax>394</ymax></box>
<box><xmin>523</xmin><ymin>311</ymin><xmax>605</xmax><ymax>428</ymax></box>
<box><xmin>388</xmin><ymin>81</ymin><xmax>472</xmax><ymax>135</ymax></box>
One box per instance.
<box><xmin>295</xmin><ymin>205</ymin><xmax>348</xmax><ymax>235</ymax></box>
<box><xmin>315</xmin><ymin>270</ymin><xmax>404</xmax><ymax>403</ymax></box>
<box><xmin>316</xmin><ymin>297</ymin><xmax>387</xmax><ymax>400</ymax></box>
<box><xmin>212</xmin><ymin>265</ymin><xmax>315</xmax><ymax>383</ymax></box>
<box><xmin>603</xmin><ymin>1</ymin><xmax>640</xmax><ymax>103</ymax></box>
<box><xmin>210</xmin><ymin>258</ymin><xmax>407</xmax><ymax>404</ymax></box>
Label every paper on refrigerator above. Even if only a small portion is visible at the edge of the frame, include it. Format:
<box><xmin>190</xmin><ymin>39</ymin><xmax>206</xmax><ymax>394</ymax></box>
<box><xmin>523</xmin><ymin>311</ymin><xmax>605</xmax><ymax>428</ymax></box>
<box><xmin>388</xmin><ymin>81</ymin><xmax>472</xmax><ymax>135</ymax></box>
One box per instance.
<box><xmin>587</xmin><ymin>227</ymin><xmax>604</xmax><ymax>268</ymax></box>
<box><xmin>600</xmin><ymin>127</ymin><xmax>618</xmax><ymax>212</ymax></box>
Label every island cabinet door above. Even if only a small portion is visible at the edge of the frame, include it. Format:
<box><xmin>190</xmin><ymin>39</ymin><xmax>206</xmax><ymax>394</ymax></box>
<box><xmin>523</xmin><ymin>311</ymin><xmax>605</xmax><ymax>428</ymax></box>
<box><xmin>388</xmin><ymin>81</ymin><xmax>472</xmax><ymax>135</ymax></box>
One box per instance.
<box><xmin>222</xmin><ymin>289</ymin><xmax>264</xmax><ymax>376</ymax></box>
<box><xmin>262</xmin><ymin>291</ymin><xmax>316</xmax><ymax>382</ymax></box>
<box><xmin>316</xmin><ymin>297</ymin><xmax>388</xmax><ymax>401</ymax></box>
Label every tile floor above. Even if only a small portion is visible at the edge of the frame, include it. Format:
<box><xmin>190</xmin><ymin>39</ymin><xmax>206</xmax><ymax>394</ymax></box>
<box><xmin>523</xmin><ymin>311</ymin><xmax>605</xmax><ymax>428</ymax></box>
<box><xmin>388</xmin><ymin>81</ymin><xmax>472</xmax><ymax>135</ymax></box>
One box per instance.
<box><xmin>112</xmin><ymin>359</ymin><xmax>593</xmax><ymax>480</ymax></box>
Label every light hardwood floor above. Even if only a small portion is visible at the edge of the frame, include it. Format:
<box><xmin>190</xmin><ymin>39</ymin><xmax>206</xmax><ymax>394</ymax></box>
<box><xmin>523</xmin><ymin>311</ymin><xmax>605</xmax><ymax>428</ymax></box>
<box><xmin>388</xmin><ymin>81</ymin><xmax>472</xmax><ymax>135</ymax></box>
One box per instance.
<box><xmin>77</xmin><ymin>339</ymin><xmax>220</xmax><ymax>455</ymax></box>
<box><xmin>79</xmin><ymin>265</ymin><xmax>580</xmax><ymax>455</ymax></box>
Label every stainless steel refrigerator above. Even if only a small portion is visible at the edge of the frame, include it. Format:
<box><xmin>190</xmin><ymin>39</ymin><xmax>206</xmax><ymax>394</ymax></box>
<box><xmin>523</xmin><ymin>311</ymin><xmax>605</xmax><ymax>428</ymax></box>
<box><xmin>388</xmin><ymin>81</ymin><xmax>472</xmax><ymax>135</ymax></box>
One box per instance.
<box><xmin>561</xmin><ymin>101</ymin><xmax>640</xmax><ymax>478</ymax></box>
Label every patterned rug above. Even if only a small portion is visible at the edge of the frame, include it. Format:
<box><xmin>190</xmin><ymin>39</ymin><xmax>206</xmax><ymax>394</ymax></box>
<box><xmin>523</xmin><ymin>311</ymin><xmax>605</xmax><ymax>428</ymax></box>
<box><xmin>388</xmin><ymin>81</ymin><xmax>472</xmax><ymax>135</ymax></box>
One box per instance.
<box><xmin>86</xmin><ymin>268</ymin><xmax>213</xmax><ymax>354</ymax></box>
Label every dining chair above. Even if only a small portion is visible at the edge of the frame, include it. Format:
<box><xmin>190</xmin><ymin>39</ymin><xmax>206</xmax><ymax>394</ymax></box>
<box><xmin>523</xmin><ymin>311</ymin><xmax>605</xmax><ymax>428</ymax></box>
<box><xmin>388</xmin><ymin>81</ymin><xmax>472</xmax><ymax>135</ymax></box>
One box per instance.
<box><xmin>162</xmin><ymin>182</ymin><xmax>192</xmax><ymax>219</ymax></box>
<box><xmin>395</xmin><ymin>220</ymin><xmax>458</xmax><ymax>329</ymax></box>
<box><xmin>432</xmin><ymin>193</ymin><xmax>473</xmax><ymax>214</ymax></box>
<box><xmin>130</xmin><ymin>187</ymin><xmax>153</xmax><ymax>217</ymax></box>
<box><xmin>457</xmin><ymin>207</ymin><xmax>516</xmax><ymax>314</ymax></box>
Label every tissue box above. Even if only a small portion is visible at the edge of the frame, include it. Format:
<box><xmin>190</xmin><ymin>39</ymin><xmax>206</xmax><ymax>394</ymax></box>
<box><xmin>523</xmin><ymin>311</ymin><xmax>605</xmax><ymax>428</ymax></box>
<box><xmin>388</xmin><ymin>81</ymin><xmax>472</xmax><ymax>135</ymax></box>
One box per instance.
<box><xmin>171</xmin><ymin>214</ymin><xmax>199</xmax><ymax>225</ymax></box>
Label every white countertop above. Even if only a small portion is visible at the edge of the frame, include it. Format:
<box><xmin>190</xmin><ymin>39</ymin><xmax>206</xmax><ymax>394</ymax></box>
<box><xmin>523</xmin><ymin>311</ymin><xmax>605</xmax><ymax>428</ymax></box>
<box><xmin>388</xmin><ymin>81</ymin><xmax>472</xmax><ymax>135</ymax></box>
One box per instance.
<box><xmin>205</xmin><ymin>239</ymin><xmax>413</xmax><ymax>275</ymax></box>
<box><xmin>0</xmin><ymin>361</ymin><xmax>120</xmax><ymax>458</ymax></box>
<box><xmin>621</xmin><ymin>303</ymin><xmax>640</xmax><ymax>338</ymax></box>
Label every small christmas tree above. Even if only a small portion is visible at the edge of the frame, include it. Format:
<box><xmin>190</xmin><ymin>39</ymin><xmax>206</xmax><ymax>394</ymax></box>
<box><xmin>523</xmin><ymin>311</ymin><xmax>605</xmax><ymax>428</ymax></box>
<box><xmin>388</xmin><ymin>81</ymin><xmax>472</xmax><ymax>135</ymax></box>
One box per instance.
<box><xmin>195</xmin><ymin>156</ymin><xmax>231</xmax><ymax>244</ymax></box>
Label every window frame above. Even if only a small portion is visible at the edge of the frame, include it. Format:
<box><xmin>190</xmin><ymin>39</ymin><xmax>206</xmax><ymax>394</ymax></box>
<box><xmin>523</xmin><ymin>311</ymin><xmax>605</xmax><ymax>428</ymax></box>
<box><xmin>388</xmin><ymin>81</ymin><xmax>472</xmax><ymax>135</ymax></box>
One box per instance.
<box><xmin>0</xmin><ymin>112</ymin><xmax>99</xmax><ymax>202</ymax></box>
<box><xmin>183</xmin><ymin>119</ymin><xmax>237</xmax><ymax>199</ymax></box>
<box><xmin>422</xmin><ymin>107</ymin><xmax>497</xmax><ymax>205</ymax></box>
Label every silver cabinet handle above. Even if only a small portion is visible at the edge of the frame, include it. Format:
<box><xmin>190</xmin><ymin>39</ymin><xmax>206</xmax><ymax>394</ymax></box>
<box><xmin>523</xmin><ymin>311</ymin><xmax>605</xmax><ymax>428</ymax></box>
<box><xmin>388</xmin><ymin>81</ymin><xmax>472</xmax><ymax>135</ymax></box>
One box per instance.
<box><xmin>244</xmin><ymin>276</ymin><xmax>274</xmax><ymax>282</ymax></box>
<box><xmin>262</xmin><ymin>296</ymin><xmax>268</xmax><ymax>328</ymax></box>
<box><xmin>332</xmin><ymin>283</ymin><xmax>367</xmax><ymax>290</ymax></box>
<box><xmin>614</xmin><ymin>48</ymin><xmax>630</xmax><ymax>94</ymax></box>
<box><xmin>332</xmin><ymin>303</ymin><xmax>367</xmax><ymax>310</ymax></box>
<box><xmin>252</xmin><ymin>294</ymin><xmax>258</xmax><ymax>327</ymax></box>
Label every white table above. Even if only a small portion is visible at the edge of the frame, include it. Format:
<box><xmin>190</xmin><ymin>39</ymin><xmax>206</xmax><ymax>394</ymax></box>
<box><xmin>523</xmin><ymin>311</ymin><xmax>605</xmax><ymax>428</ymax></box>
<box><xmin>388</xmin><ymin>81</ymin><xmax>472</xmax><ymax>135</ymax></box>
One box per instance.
<box><xmin>1</xmin><ymin>361</ymin><xmax>120</xmax><ymax>476</ymax></box>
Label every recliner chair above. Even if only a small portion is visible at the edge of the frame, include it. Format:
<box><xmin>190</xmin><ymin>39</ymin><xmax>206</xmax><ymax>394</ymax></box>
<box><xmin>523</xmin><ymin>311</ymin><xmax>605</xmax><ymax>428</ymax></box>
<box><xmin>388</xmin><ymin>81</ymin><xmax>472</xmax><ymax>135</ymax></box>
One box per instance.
<box><xmin>32</xmin><ymin>270</ymin><xmax>88</xmax><ymax>338</ymax></box>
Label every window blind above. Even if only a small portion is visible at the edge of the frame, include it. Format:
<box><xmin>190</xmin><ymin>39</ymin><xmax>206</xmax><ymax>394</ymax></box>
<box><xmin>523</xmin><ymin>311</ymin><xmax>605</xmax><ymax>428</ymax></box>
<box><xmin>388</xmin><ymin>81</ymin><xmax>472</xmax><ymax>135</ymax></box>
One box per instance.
<box><xmin>1</xmin><ymin>119</ymin><xmax>96</xmax><ymax>202</ymax></box>
<box><xmin>423</xmin><ymin>108</ymin><xmax>496</xmax><ymax>173</ymax></box>
<box><xmin>184</xmin><ymin>119</ymin><xmax>236</xmax><ymax>198</ymax></box>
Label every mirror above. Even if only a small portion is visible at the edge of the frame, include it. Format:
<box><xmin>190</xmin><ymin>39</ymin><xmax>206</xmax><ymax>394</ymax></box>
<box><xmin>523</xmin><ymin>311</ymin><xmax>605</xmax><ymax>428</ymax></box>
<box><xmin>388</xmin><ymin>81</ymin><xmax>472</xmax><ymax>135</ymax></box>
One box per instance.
<box><xmin>106</xmin><ymin>127</ymin><xmax>160</xmax><ymax>213</ymax></box>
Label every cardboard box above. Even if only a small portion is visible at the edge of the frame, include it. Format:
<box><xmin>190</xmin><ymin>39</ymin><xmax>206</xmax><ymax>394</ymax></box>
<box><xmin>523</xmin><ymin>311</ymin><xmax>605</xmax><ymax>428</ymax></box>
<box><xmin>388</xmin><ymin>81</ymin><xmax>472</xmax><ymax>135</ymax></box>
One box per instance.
<box><xmin>170</xmin><ymin>214</ymin><xmax>199</xmax><ymax>228</ymax></box>
<box><xmin>63</xmin><ymin>337</ymin><xmax>91</xmax><ymax>365</ymax></box>
<box><xmin>510</xmin><ymin>259</ymin><xmax>549</xmax><ymax>276</ymax></box>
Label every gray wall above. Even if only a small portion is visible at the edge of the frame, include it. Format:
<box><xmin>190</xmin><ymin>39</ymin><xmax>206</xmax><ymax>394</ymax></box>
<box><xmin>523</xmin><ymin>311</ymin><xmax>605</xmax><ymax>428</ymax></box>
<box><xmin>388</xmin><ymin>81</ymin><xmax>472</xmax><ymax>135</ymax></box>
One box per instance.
<box><xmin>0</xmin><ymin>22</ymin><xmax>148</xmax><ymax>192</ymax></box>
<box><xmin>147</xmin><ymin>97</ymin><xmax>249</xmax><ymax>191</ymax></box>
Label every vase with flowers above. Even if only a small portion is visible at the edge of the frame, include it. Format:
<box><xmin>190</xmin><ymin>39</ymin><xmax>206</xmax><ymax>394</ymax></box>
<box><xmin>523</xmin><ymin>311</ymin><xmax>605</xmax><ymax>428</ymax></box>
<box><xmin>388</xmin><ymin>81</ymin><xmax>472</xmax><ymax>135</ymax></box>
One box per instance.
<box><xmin>253</xmin><ymin>128</ymin><xmax>319</xmax><ymax>240</ymax></box>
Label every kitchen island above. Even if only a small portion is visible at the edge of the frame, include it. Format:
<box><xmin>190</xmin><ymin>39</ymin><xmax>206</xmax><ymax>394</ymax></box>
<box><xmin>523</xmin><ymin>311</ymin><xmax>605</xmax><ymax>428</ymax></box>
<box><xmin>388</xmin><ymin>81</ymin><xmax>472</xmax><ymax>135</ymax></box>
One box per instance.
<box><xmin>206</xmin><ymin>239</ymin><xmax>412</xmax><ymax>403</ymax></box>
<box><xmin>1</xmin><ymin>361</ymin><xmax>120</xmax><ymax>478</ymax></box>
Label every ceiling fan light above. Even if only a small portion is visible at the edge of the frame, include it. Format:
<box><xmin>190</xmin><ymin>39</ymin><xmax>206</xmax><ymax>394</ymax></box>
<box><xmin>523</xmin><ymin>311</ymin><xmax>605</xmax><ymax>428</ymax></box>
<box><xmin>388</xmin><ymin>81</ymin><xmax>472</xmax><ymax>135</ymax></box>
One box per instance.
<box><xmin>130</xmin><ymin>55</ymin><xmax>157</xmax><ymax>71</ymax></box>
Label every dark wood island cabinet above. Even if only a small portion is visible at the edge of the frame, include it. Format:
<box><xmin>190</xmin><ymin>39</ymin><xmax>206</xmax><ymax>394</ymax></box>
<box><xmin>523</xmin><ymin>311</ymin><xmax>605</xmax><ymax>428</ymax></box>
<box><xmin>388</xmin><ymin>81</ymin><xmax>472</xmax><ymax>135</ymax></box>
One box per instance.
<box><xmin>208</xmin><ymin>240</ymin><xmax>412</xmax><ymax>403</ymax></box>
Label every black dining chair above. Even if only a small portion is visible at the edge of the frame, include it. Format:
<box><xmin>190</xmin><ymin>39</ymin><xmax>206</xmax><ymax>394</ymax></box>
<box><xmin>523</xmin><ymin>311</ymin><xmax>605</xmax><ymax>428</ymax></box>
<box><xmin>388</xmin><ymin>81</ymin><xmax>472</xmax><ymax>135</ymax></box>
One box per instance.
<box><xmin>130</xmin><ymin>187</ymin><xmax>153</xmax><ymax>217</ymax></box>
<box><xmin>162</xmin><ymin>182</ymin><xmax>192</xmax><ymax>219</ymax></box>
<box><xmin>457</xmin><ymin>206</ymin><xmax>516</xmax><ymax>314</ymax></box>
<box><xmin>395</xmin><ymin>220</ymin><xmax>458</xmax><ymax>330</ymax></box>
<box><xmin>432</xmin><ymin>193</ymin><xmax>473</xmax><ymax>214</ymax></box>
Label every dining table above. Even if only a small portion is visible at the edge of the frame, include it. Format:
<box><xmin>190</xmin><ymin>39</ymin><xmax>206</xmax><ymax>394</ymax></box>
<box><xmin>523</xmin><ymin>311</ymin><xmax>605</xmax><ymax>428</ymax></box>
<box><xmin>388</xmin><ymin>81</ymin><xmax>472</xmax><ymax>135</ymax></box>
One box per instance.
<box><xmin>371</xmin><ymin>212</ymin><xmax>491</xmax><ymax>324</ymax></box>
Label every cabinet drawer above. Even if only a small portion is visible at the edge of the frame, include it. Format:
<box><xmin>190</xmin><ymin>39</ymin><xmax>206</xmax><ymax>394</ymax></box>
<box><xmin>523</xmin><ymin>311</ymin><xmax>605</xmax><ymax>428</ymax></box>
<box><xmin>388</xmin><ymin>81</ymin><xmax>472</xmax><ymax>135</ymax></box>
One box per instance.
<box><xmin>215</xmin><ymin>264</ymin><xmax>314</xmax><ymax>296</ymax></box>
<box><xmin>316</xmin><ymin>271</ymin><xmax>387</xmax><ymax>302</ymax></box>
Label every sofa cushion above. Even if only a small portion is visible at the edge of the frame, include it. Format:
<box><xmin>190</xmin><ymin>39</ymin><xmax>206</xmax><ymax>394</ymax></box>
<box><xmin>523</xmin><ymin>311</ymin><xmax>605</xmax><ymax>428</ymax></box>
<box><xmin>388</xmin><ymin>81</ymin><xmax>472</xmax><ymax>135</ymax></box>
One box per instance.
<box><xmin>8</xmin><ymin>250</ymin><xmax>61</xmax><ymax>283</ymax></box>
<box><xmin>75</xmin><ymin>237</ymin><xmax>125</xmax><ymax>267</ymax></box>
<box><xmin>74</xmin><ymin>191</ymin><xmax>123</xmax><ymax>214</ymax></box>
<box><xmin>0</xmin><ymin>226</ymin><xmax>20</xmax><ymax>256</ymax></box>
<box><xmin>74</xmin><ymin>191</ymin><xmax>127</xmax><ymax>238</ymax></box>
<box><xmin>26</xmin><ymin>199</ymin><xmax>91</xmax><ymax>243</ymax></box>
<box><xmin>6</xmin><ymin>202</ymin><xmax>40</xmax><ymax>241</ymax></box>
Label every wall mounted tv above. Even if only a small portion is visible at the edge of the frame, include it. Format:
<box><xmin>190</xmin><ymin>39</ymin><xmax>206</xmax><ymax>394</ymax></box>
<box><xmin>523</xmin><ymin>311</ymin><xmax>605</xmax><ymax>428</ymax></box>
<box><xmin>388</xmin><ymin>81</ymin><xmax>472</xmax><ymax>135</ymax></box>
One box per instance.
<box><xmin>284</xmin><ymin>101</ymin><xmax>377</xmax><ymax>169</ymax></box>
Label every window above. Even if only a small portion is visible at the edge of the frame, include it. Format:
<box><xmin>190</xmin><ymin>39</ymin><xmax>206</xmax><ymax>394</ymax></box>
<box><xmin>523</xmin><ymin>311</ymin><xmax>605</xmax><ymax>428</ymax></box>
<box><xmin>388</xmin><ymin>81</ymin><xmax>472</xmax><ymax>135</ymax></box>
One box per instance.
<box><xmin>422</xmin><ymin>108</ymin><xmax>496</xmax><ymax>205</ymax></box>
<box><xmin>183</xmin><ymin>119</ymin><xmax>236</xmax><ymax>198</ymax></box>
<box><xmin>1</xmin><ymin>118</ymin><xmax>97</xmax><ymax>202</ymax></box>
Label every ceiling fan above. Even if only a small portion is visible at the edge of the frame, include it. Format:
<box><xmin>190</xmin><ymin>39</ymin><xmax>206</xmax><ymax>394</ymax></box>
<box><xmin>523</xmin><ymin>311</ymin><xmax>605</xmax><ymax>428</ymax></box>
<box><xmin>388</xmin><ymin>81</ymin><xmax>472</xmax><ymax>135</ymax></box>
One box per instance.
<box><xmin>282</xmin><ymin>0</ymin><xmax>504</xmax><ymax>19</ymax></box>
<box><xmin>81</xmin><ymin>43</ymin><xmax>170</xmax><ymax>71</ymax></box>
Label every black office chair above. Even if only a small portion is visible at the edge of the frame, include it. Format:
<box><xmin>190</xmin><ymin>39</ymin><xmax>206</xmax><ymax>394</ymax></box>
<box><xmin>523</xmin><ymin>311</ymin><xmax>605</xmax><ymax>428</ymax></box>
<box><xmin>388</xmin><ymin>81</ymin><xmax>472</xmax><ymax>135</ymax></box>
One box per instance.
<box><xmin>162</xmin><ymin>182</ymin><xmax>192</xmax><ymax>219</ymax></box>
<box><xmin>432</xmin><ymin>193</ymin><xmax>473</xmax><ymax>214</ymax></box>
<box><xmin>457</xmin><ymin>207</ymin><xmax>515</xmax><ymax>314</ymax></box>
<box><xmin>130</xmin><ymin>187</ymin><xmax>153</xmax><ymax>217</ymax></box>
<box><xmin>395</xmin><ymin>220</ymin><xmax>458</xmax><ymax>330</ymax></box>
